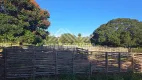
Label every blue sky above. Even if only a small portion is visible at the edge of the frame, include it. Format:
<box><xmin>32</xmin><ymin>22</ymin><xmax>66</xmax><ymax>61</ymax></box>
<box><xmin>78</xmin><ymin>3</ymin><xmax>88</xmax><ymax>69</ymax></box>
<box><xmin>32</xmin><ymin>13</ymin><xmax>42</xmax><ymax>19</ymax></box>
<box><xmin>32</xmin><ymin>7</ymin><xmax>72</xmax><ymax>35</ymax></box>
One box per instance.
<box><xmin>36</xmin><ymin>0</ymin><xmax>142</xmax><ymax>36</ymax></box>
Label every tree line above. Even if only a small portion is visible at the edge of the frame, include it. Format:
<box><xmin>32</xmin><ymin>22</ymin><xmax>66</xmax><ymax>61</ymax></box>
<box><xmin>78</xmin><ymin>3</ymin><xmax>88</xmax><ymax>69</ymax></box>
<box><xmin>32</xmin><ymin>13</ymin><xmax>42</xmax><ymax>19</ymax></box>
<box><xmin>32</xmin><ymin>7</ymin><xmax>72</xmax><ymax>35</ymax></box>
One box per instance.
<box><xmin>0</xmin><ymin>0</ymin><xmax>142</xmax><ymax>47</ymax></box>
<box><xmin>46</xmin><ymin>33</ymin><xmax>91</xmax><ymax>45</ymax></box>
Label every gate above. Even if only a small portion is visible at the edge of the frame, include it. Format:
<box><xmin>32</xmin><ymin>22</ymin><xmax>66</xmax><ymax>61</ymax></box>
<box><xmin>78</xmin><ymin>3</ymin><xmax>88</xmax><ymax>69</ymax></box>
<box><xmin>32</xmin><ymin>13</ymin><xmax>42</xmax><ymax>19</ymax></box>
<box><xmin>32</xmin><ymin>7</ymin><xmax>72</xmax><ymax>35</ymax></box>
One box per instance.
<box><xmin>106</xmin><ymin>52</ymin><xmax>132</xmax><ymax>72</ymax></box>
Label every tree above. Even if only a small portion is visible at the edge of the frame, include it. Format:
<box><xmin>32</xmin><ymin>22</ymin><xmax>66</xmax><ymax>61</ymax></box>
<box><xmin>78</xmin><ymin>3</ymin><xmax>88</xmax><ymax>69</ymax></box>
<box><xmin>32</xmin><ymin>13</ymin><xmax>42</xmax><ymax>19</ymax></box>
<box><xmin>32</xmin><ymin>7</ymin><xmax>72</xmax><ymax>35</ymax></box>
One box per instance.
<box><xmin>82</xmin><ymin>36</ymin><xmax>91</xmax><ymax>43</ymax></box>
<box><xmin>0</xmin><ymin>0</ymin><xmax>50</xmax><ymax>45</ymax></box>
<box><xmin>78</xmin><ymin>33</ymin><xmax>82</xmax><ymax>37</ymax></box>
<box><xmin>77</xmin><ymin>33</ymin><xmax>83</xmax><ymax>43</ymax></box>
<box><xmin>59</xmin><ymin>33</ymin><xmax>77</xmax><ymax>44</ymax></box>
<box><xmin>77</xmin><ymin>33</ymin><xmax>91</xmax><ymax>44</ymax></box>
<box><xmin>91</xmin><ymin>18</ymin><xmax>142</xmax><ymax>47</ymax></box>
<box><xmin>46</xmin><ymin>35</ymin><xmax>59</xmax><ymax>44</ymax></box>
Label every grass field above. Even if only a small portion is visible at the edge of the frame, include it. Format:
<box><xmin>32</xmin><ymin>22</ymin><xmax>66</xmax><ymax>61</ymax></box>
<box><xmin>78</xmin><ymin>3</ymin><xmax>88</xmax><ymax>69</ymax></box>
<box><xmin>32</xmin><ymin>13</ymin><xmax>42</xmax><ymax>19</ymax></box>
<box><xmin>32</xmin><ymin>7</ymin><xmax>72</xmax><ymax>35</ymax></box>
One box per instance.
<box><xmin>132</xmin><ymin>48</ymin><xmax>142</xmax><ymax>53</ymax></box>
<box><xmin>1</xmin><ymin>44</ymin><xmax>142</xmax><ymax>53</ymax></box>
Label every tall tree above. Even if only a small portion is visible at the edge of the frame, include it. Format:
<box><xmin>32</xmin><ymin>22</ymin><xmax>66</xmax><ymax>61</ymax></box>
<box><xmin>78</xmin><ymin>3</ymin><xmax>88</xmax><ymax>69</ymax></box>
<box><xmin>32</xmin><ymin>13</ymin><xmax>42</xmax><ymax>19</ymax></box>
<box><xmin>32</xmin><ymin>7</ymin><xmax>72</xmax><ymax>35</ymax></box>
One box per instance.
<box><xmin>91</xmin><ymin>18</ymin><xmax>142</xmax><ymax>47</ymax></box>
<box><xmin>77</xmin><ymin>33</ymin><xmax>83</xmax><ymax>43</ymax></box>
<box><xmin>0</xmin><ymin>0</ymin><xmax>50</xmax><ymax>45</ymax></box>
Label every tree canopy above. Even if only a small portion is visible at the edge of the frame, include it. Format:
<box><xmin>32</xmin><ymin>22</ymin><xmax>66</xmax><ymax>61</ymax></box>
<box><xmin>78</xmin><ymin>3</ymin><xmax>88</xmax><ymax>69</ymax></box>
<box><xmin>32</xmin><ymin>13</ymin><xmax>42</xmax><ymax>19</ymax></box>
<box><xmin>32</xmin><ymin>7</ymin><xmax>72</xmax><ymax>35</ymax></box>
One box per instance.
<box><xmin>59</xmin><ymin>33</ymin><xmax>77</xmax><ymax>44</ymax></box>
<box><xmin>45</xmin><ymin>33</ymin><xmax>91</xmax><ymax>45</ymax></box>
<box><xmin>91</xmin><ymin>18</ymin><xmax>142</xmax><ymax>47</ymax></box>
<box><xmin>0</xmin><ymin>0</ymin><xmax>50</xmax><ymax>45</ymax></box>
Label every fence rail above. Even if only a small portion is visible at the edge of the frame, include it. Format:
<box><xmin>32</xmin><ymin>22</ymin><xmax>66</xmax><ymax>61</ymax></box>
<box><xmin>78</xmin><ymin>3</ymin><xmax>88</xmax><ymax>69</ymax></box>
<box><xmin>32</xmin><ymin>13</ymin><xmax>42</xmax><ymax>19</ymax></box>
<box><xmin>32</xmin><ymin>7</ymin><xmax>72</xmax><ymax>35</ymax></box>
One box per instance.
<box><xmin>0</xmin><ymin>46</ymin><xmax>142</xmax><ymax>79</ymax></box>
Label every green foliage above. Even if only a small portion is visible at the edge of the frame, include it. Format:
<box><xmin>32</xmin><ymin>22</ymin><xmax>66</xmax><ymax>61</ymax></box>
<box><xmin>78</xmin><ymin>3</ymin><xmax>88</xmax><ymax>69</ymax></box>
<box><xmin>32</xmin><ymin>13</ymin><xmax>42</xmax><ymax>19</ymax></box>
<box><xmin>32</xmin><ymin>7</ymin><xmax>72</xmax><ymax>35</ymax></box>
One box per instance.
<box><xmin>45</xmin><ymin>35</ymin><xmax>59</xmax><ymax>44</ymax></box>
<box><xmin>58</xmin><ymin>33</ymin><xmax>90</xmax><ymax>44</ymax></box>
<box><xmin>0</xmin><ymin>0</ymin><xmax>50</xmax><ymax>45</ymax></box>
<box><xmin>45</xmin><ymin>33</ymin><xmax>91</xmax><ymax>45</ymax></box>
<box><xmin>17</xmin><ymin>30</ymin><xmax>35</xmax><ymax>44</ymax></box>
<box><xmin>91</xmin><ymin>18</ymin><xmax>142</xmax><ymax>47</ymax></box>
<box><xmin>59</xmin><ymin>33</ymin><xmax>77</xmax><ymax>44</ymax></box>
<box><xmin>132</xmin><ymin>48</ymin><xmax>142</xmax><ymax>53</ymax></box>
<box><xmin>78</xmin><ymin>33</ymin><xmax>82</xmax><ymax>37</ymax></box>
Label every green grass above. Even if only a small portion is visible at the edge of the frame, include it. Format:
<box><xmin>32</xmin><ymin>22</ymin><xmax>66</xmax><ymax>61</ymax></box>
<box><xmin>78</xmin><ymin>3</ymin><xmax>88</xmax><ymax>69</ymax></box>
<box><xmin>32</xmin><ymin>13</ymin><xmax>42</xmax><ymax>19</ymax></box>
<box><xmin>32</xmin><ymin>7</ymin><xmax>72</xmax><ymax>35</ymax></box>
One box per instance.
<box><xmin>7</xmin><ymin>73</ymin><xmax>142</xmax><ymax>80</ymax></box>
<box><xmin>132</xmin><ymin>48</ymin><xmax>142</xmax><ymax>53</ymax></box>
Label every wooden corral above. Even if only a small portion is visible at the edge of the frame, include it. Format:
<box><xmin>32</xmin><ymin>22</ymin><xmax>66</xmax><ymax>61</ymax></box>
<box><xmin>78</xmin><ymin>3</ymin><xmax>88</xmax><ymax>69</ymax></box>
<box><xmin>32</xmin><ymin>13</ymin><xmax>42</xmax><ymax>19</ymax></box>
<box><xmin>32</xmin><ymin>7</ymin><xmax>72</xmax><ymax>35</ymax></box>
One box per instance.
<box><xmin>133</xmin><ymin>53</ymin><xmax>142</xmax><ymax>72</ymax></box>
<box><xmin>0</xmin><ymin>46</ymin><xmax>142</xmax><ymax>79</ymax></box>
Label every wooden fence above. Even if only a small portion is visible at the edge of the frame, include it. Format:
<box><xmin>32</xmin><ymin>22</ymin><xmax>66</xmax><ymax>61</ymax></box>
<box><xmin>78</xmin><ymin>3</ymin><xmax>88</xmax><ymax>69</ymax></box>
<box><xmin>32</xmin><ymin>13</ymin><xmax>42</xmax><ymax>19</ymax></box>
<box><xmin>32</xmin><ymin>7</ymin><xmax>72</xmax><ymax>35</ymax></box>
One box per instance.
<box><xmin>0</xmin><ymin>46</ymin><xmax>142</xmax><ymax>79</ymax></box>
<box><xmin>0</xmin><ymin>53</ymin><xmax>4</xmax><ymax>80</ymax></box>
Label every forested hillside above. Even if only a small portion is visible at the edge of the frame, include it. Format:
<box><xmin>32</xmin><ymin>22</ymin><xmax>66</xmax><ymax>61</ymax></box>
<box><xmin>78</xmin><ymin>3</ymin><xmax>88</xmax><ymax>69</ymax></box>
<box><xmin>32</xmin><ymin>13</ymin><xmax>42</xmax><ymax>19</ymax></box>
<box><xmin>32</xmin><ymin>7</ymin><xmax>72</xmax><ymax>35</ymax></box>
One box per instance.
<box><xmin>0</xmin><ymin>0</ymin><xmax>50</xmax><ymax>45</ymax></box>
<box><xmin>91</xmin><ymin>18</ymin><xmax>142</xmax><ymax>47</ymax></box>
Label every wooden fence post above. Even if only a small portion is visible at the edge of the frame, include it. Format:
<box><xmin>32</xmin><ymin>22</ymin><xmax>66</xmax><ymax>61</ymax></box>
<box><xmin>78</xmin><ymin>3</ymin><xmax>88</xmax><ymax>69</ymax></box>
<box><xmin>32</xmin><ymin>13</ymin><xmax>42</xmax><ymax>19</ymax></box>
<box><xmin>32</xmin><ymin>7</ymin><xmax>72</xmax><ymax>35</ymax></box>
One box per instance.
<box><xmin>55</xmin><ymin>49</ymin><xmax>58</xmax><ymax>80</ymax></box>
<box><xmin>32</xmin><ymin>48</ymin><xmax>35</xmax><ymax>80</ymax></box>
<box><xmin>88</xmin><ymin>50</ymin><xmax>92</xmax><ymax>79</ymax></box>
<box><xmin>89</xmin><ymin>60</ymin><xmax>92</xmax><ymax>79</ymax></box>
<box><xmin>118</xmin><ymin>53</ymin><xmax>121</xmax><ymax>72</ymax></box>
<box><xmin>105</xmin><ymin>52</ymin><xmax>108</xmax><ymax>73</ymax></box>
<box><xmin>72</xmin><ymin>48</ymin><xmax>75</xmax><ymax>80</ymax></box>
<box><xmin>4</xmin><ymin>48</ymin><xmax>7</xmax><ymax>80</ymax></box>
<box><xmin>132</xmin><ymin>53</ymin><xmax>134</xmax><ymax>72</ymax></box>
<box><xmin>72</xmin><ymin>48</ymin><xmax>74</xmax><ymax>75</ymax></box>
